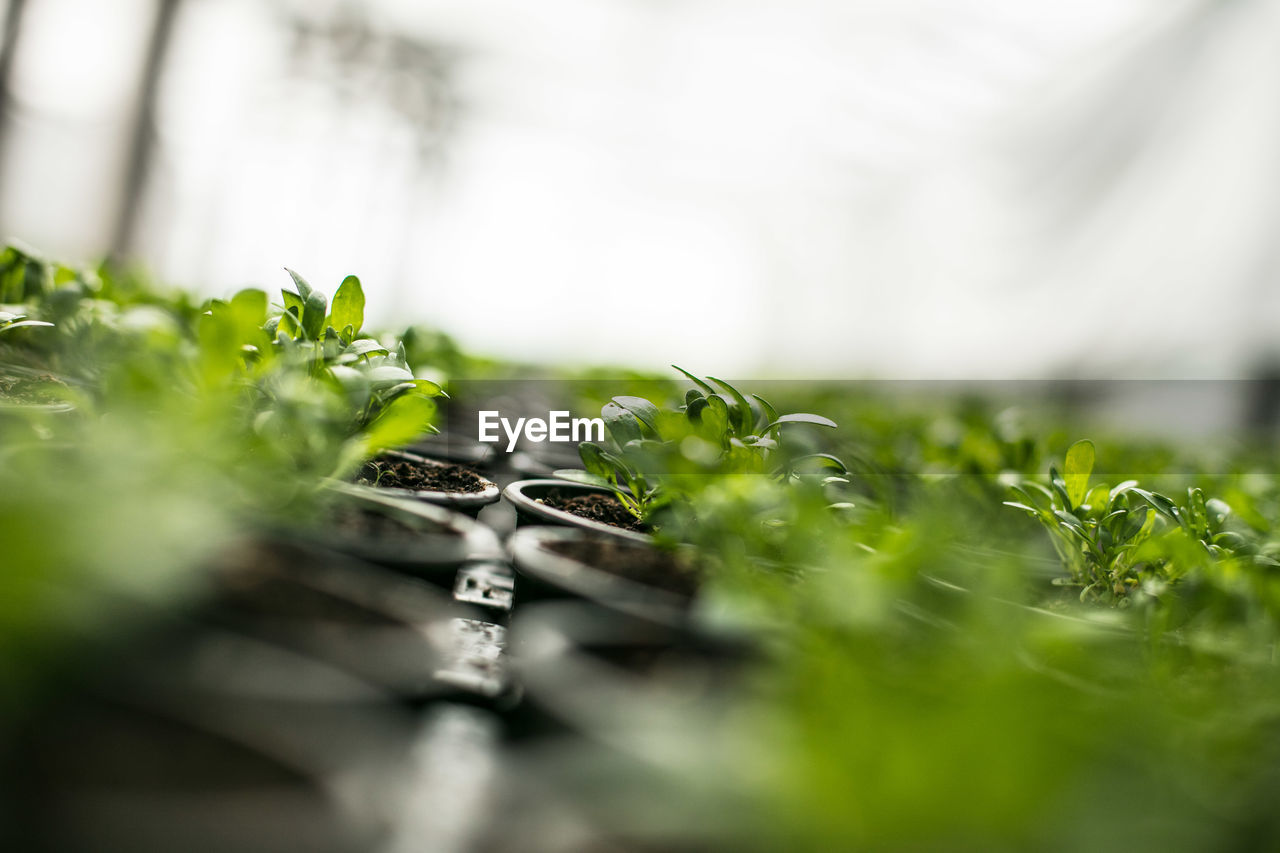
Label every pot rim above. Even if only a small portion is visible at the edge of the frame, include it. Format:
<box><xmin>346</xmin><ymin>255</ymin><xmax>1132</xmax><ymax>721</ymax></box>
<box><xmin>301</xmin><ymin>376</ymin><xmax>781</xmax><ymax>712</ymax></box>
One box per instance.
<box><xmin>502</xmin><ymin>479</ymin><xmax>652</xmax><ymax>543</ymax></box>
<box><xmin>324</xmin><ymin>481</ymin><xmax>503</xmax><ymax>561</ymax></box>
<box><xmin>360</xmin><ymin>450</ymin><xmax>501</xmax><ymax>509</ymax></box>
<box><xmin>507</xmin><ymin>525</ymin><xmax>688</xmax><ymax>622</ymax></box>
<box><xmin>508</xmin><ymin>600</ymin><xmax>742</xmax><ymax>762</ymax></box>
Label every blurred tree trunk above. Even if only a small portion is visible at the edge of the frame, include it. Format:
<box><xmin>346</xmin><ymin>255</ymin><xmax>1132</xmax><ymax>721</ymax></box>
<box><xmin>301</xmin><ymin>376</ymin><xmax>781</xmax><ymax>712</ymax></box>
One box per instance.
<box><xmin>0</xmin><ymin>0</ymin><xmax>29</xmax><ymax>178</ymax></box>
<box><xmin>110</xmin><ymin>0</ymin><xmax>181</xmax><ymax>263</ymax></box>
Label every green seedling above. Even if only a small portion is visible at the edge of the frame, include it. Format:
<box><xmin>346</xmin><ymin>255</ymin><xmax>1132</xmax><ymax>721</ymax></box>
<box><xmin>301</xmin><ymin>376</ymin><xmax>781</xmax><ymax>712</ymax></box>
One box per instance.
<box><xmin>670</xmin><ymin>366</ymin><xmax>845</xmax><ymax>481</ymax></box>
<box><xmin>0</xmin><ymin>244</ymin><xmax>53</xmax><ymax>303</ymax></box>
<box><xmin>555</xmin><ymin>367</ymin><xmax>845</xmax><ymax>521</ymax></box>
<box><xmin>269</xmin><ymin>270</ymin><xmax>442</xmax><ymax>462</ymax></box>
<box><xmin>195</xmin><ymin>269</ymin><xmax>442</xmax><ymax>477</ymax></box>
<box><xmin>1004</xmin><ymin>439</ymin><xmax>1253</xmax><ymax>602</ymax></box>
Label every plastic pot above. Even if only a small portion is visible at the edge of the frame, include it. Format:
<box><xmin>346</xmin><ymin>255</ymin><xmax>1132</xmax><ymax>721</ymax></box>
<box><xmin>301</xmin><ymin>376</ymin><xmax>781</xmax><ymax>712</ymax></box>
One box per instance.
<box><xmin>202</xmin><ymin>537</ymin><xmax>479</xmax><ymax>702</ymax></box>
<box><xmin>356</xmin><ymin>450</ymin><xmax>500</xmax><ymax>518</ymax></box>
<box><xmin>507</xmin><ymin>442</ymin><xmax>583</xmax><ymax>480</ymax></box>
<box><xmin>502</xmin><ymin>479</ymin><xmax>650</xmax><ymax>542</ymax></box>
<box><xmin>507</xmin><ymin>600</ymin><xmax>746</xmax><ymax>749</ymax></box>
<box><xmin>6</xmin><ymin>624</ymin><xmax>415</xmax><ymax>853</ymax></box>
<box><xmin>313</xmin><ymin>483</ymin><xmax>502</xmax><ymax>584</ymax></box>
<box><xmin>507</xmin><ymin>526</ymin><xmax>697</xmax><ymax>625</ymax></box>
<box><xmin>0</xmin><ymin>364</ymin><xmax>77</xmax><ymax>414</ymax></box>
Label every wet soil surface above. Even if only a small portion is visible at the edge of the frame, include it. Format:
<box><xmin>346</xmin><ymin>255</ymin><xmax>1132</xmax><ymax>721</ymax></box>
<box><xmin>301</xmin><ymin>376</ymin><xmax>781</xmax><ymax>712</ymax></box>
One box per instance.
<box><xmin>547</xmin><ymin>537</ymin><xmax>699</xmax><ymax>597</ymax></box>
<box><xmin>540</xmin><ymin>489</ymin><xmax>646</xmax><ymax>532</ymax></box>
<box><xmin>358</xmin><ymin>456</ymin><xmax>489</xmax><ymax>493</ymax></box>
<box><xmin>0</xmin><ymin>373</ymin><xmax>66</xmax><ymax>404</ymax></box>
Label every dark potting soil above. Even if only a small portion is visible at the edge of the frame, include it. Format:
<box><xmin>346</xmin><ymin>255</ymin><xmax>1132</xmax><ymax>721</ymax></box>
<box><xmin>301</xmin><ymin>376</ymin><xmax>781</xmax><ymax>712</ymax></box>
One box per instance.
<box><xmin>540</xmin><ymin>489</ymin><xmax>647</xmax><ymax>532</ymax></box>
<box><xmin>358</xmin><ymin>456</ymin><xmax>488</xmax><ymax>493</ymax></box>
<box><xmin>546</xmin><ymin>537</ymin><xmax>699</xmax><ymax>597</ymax></box>
<box><xmin>0</xmin><ymin>373</ymin><xmax>65</xmax><ymax>404</ymax></box>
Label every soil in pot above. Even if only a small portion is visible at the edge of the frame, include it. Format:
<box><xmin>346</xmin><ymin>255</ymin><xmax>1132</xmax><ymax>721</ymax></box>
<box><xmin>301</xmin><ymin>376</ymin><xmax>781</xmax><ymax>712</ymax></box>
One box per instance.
<box><xmin>546</xmin><ymin>537</ymin><xmax>699</xmax><ymax>598</ymax></box>
<box><xmin>540</xmin><ymin>488</ymin><xmax>646</xmax><ymax>533</ymax></box>
<box><xmin>0</xmin><ymin>372</ymin><xmax>67</xmax><ymax>405</ymax></box>
<box><xmin>358</xmin><ymin>456</ymin><xmax>487</xmax><ymax>494</ymax></box>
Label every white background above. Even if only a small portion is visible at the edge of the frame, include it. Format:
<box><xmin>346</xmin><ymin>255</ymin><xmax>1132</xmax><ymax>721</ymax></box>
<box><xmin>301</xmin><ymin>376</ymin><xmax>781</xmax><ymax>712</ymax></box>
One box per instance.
<box><xmin>2</xmin><ymin>0</ymin><xmax>1277</xmax><ymax>378</ymax></box>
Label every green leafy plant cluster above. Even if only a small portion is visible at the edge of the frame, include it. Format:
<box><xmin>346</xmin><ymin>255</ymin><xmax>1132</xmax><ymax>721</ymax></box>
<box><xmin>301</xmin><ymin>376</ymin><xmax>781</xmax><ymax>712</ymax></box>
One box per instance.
<box><xmin>0</xmin><ymin>242</ymin><xmax>460</xmax><ymax>710</ymax></box>
<box><xmin>0</xmin><ymin>243</ymin><xmax>55</xmax><ymax>303</ymax></box>
<box><xmin>9</xmin><ymin>240</ymin><xmax>1280</xmax><ymax>851</ymax></box>
<box><xmin>554</xmin><ymin>366</ymin><xmax>844</xmax><ymax>521</ymax></box>
<box><xmin>1005</xmin><ymin>439</ymin><xmax>1278</xmax><ymax>603</ymax></box>
<box><xmin>194</xmin><ymin>269</ymin><xmax>443</xmax><ymax>473</ymax></box>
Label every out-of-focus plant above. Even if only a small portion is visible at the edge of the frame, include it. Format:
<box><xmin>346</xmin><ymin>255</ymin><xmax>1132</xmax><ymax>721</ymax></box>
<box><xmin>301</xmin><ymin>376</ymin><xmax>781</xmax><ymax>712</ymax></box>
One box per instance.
<box><xmin>0</xmin><ymin>243</ymin><xmax>54</xmax><ymax>304</ymax></box>
<box><xmin>0</xmin><ymin>311</ymin><xmax>53</xmax><ymax>335</ymax></box>
<box><xmin>0</xmin><ymin>245</ymin><xmax>455</xmax><ymax>716</ymax></box>
<box><xmin>197</xmin><ymin>269</ymin><xmax>442</xmax><ymax>474</ymax></box>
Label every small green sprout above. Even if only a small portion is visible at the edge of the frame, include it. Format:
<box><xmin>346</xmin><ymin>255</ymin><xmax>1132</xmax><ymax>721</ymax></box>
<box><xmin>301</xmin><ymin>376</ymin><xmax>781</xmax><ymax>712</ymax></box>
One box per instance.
<box><xmin>555</xmin><ymin>366</ymin><xmax>845</xmax><ymax>522</ymax></box>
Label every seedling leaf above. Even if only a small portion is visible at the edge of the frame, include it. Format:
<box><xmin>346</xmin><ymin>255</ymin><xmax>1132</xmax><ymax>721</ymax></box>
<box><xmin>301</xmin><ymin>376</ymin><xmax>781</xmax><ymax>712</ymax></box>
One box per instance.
<box><xmin>361</xmin><ymin>393</ymin><xmax>436</xmax><ymax>452</ymax></box>
<box><xmin>331</xmin><ymin>275</ymin><xmax>365</xmax><ymax>338</ymax></box>
<box><xmin>281</xmin><ymin>290</ymin><xmax>304</xmax><ymax>316</ymax></box>
<box><xmin>764</xmin><ymin>413</ymin><xmax>838</xmax><ymax>431</ymax></box>
<box><xmin>230</xmin><ymin>288</ymin><xmax>267</xmax><ymax>327</ymax></box>
<box><xmin>366</xmin><ymin>365</ymin><xmax>416</xmax><ymax>386</ymax></box>
<box><xmin>301</xmin><ymin>287</ymin><xmax>327</xmax><ymax>340</ymax></box>
<box><xmin>671</xmin><ymin>365</ymin><xmax>715</xmax><ymax>396</ymax></box>
<box><xmin>1064</xmin><ymin>439</ymin><xmax>1094</xmax><ymax>508</ymax></box>
<box><xmin>553</xmin><ymin>469</ymin><xmax>611</xmax><ymax>489</ymax></box>
<box><xmin>793</xmin><ymin>453</ymin><xmax>848</xmax><ymax>473</ymax></box>
<box><xmin>612</xmin><ymin>396</ymin><xmax>661</xmax><ymax>432</ymax></box>
<box><xmin>752</xmin><ymin>394</ymin><xmax>779</xmax><ymax>426</ymax></box>
<box><xmin>702</xmin><ymin>394</ymin><xmax>730</xmax><ymax>441</ymax></box>
<box><xmin>285</xmin><ymin>268</ymin><xmax>314</xmax><ymax>301</ymax></box>
<box><xmin>709</xmin><ymin>376</ymin><xmax>755</xmax><ymax>433</ymax></box>
<box><xmin>0</xmin><ymin>319</ymin><xmax>54</xmax><ymax>331</ymax></box>
<box><xmin>602</xmin><ymin>401</ymin><xmax>643</xmax><ymax>447</ymax></box>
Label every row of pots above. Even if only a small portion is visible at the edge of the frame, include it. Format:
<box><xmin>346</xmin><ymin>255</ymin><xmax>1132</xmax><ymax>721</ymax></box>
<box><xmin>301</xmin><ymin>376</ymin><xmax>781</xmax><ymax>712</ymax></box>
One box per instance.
<box><xmin>355</xmin><ymin>445</ymin><xmax>693</xmax><ymax>619</ymax></box>
<box><xmin>8</xmin><ymin>488</ymin><xmax>517</xmax><ymax>852</ymax></box>
<box><xmin>6</xmin><ymin>440</ymin><xmax>736</xmax><ymax>852</ymax></box>
<box><xmin>239</xmin><ymin>445</ymin><xmax>740</xmax><ymax>850</ymax></box>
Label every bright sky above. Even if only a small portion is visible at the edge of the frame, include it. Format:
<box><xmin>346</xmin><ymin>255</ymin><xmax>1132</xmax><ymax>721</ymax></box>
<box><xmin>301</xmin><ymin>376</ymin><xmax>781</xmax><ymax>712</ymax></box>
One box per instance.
<box><xmin>8</xmin><ymin>0</ymin><xmax>1276</xmax><ymax>378</ymax></box>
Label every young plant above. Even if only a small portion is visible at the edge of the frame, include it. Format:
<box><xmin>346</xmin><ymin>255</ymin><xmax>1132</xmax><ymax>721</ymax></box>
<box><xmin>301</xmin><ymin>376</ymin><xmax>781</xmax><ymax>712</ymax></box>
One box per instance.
<box><xmin>1004</xmin><ymin>439</ymin><xmax>1248</xmax><ymax>602</ymax></box>
<box><xmin>555</xmin><ymin>367</ymin><xmax>845</xmax><ymax>522</ymax></box>
<box><xmin>0</xmin><ymin>244</ymin><xmax>52</xmax><ymax>304</ymax></box>
<box><xmin>671</xmin><ymin>366</ymin><xmax>845</xmax><ymax>482</ymax></box>
<box><xmin>552</xmin><ymin>394</ymin><xmax>668</xmax><ymax>519</ymax></box>
<box><xmin>196</xmin><ymin>269</ymin><xmax>441</xmax><ymax>476</ymax></box>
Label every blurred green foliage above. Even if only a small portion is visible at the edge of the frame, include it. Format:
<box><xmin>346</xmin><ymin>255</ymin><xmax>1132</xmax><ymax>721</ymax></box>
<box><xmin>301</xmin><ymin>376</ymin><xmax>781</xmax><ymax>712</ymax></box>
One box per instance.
<box><xmin>0</xmin><ymin>246</ymin><xmax>442</xmax><ymax>718</ymax></box>
<box><xmin>3</xmin><ymin>242</ymin><xmax>1280</xmax><ymax>850</ymax></box>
